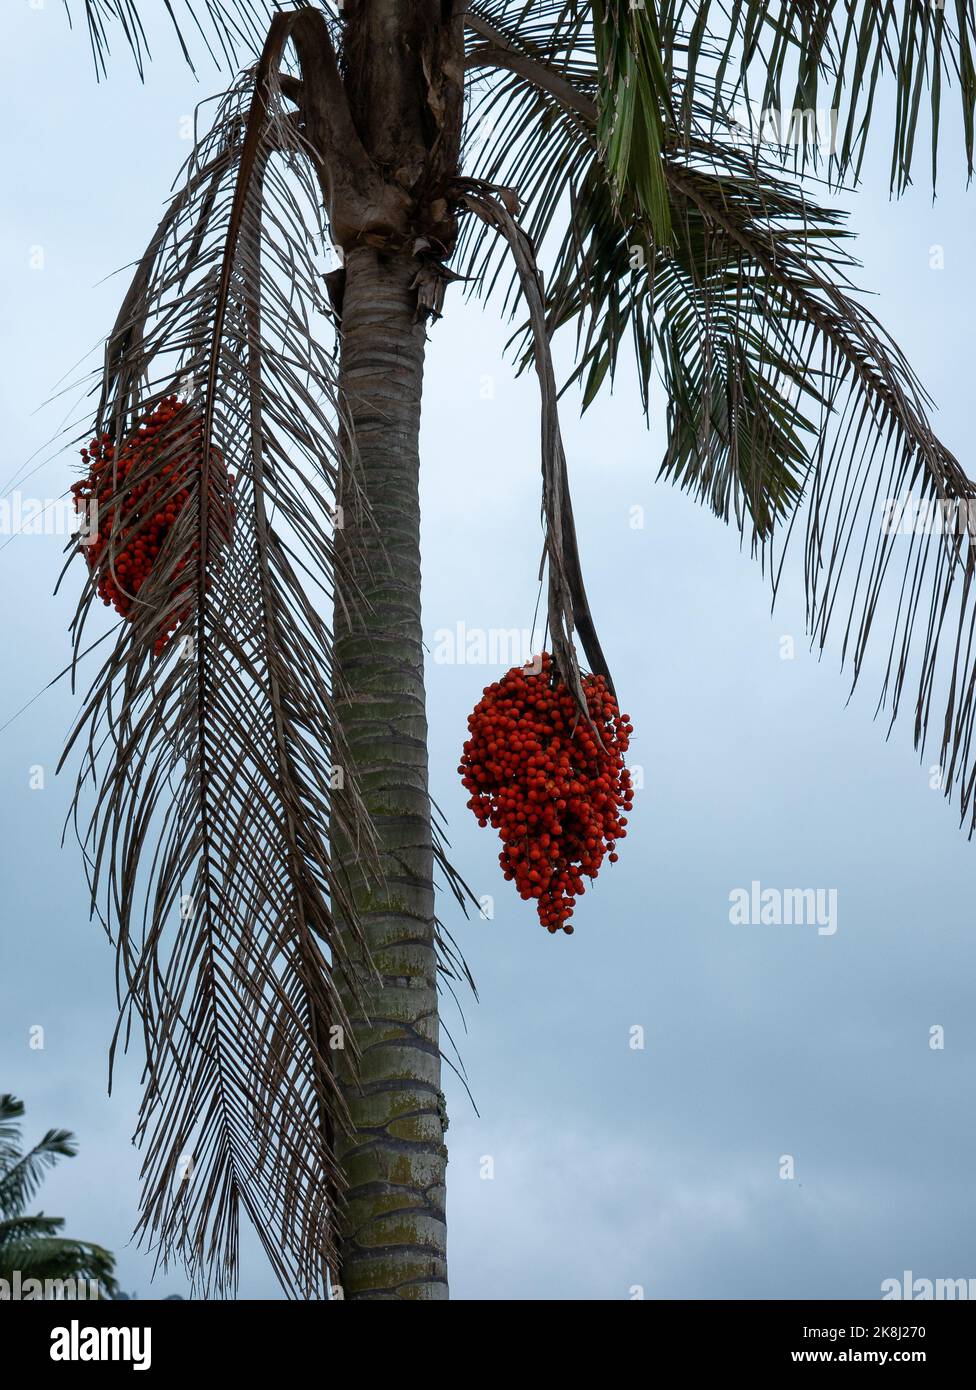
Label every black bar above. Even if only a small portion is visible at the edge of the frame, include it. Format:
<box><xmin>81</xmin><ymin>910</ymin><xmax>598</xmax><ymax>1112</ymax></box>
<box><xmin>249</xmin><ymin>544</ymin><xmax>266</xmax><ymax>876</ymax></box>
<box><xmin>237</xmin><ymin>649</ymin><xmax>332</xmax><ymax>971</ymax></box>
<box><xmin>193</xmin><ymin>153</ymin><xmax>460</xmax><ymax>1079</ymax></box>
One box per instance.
<box><xmin>4</xmin><ymin>1297</ymin><xmax>971</xmax><ymax>1374</ymax></box>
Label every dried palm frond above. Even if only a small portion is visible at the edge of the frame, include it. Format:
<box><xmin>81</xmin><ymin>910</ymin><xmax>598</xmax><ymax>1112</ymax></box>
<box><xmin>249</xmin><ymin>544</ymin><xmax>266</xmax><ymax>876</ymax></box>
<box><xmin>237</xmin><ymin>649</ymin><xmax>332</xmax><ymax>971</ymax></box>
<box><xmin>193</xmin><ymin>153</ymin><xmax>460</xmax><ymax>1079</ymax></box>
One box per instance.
<box><xmin>60</xmin><ymin>22</ymin><xmax>379</xmax><ymax>1298</ymax></box>
<box><xmin>73</xmin><ymin>0</ymin><xmax>277</xmax><ymax>76</ymax></box>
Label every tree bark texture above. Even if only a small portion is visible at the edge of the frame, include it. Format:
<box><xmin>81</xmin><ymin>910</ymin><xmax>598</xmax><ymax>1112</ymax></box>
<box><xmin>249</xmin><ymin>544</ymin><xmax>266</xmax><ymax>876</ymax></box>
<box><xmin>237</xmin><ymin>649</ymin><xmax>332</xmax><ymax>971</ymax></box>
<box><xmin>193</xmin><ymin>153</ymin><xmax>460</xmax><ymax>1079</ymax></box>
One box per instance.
<box><xmin>332</xmin><ymin>245</ymin><xmax>447</xmax><ymax>1301</ymax></box>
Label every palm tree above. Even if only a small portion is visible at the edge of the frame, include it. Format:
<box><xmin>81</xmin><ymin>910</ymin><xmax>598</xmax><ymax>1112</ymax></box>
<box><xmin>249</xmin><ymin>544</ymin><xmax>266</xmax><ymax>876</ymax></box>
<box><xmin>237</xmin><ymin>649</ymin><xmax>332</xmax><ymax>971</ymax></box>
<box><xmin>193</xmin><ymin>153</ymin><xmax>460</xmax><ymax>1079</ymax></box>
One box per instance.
<box><xmin>62</xmin><ymin>1</ymin><xmax>976</xmax><ymax>1299</ymax></box>
<box><xmin>0</xmin><ymin>1094</ymin><xmax>117</xmax><ymax>1296</ymax></box>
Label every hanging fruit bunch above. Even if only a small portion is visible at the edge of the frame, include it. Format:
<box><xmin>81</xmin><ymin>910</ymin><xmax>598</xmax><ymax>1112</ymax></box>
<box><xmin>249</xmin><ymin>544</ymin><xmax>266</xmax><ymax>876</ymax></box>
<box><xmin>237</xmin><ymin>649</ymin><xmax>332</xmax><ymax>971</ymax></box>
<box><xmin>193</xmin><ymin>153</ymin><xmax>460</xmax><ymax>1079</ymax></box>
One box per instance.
<box><xmin>459</xmin><ymin>652</ymin><xmax>634</xmax><ymax>934</ymax></box>
<box><xmin>72</xmin><ymin>395</ymin><xmax>235</xmax><ymax>654</ymax></box>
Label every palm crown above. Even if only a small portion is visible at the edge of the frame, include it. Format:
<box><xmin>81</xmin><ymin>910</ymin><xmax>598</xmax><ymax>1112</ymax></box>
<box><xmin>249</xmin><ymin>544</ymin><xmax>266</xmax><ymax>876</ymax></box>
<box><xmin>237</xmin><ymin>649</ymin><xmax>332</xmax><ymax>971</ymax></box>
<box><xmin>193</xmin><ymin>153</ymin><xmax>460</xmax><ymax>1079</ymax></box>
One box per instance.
<box><xmin>0</xmin><ymin>1094</ymin><xmax>117</xmax><ymax>1296</ymax></box>
<box><xmin>62</xmin><ymin>0</ymin><xmax>976</xmax><ymax>1298</ymax></box>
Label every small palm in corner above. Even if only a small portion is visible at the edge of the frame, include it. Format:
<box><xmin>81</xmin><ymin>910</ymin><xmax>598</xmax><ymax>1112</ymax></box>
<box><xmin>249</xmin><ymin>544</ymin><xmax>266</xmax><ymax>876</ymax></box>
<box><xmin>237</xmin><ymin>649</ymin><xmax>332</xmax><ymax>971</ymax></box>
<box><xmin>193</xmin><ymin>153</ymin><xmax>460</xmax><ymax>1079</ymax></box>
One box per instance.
<box><xmin>0</xmin><ymin>1094</ymin><xmax>117</xmax><ymax>1298</ymax></box>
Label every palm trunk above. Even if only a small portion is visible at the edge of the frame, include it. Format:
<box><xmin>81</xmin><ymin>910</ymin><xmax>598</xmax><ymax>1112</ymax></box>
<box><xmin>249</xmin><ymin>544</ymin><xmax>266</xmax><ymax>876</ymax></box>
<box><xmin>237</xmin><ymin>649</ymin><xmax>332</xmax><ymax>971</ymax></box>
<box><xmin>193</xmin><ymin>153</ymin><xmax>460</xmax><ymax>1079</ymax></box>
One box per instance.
<box><xmin>331</xmin><ymin>245</ymin><xmax>447</xmax><ymax>1300</ymax></box>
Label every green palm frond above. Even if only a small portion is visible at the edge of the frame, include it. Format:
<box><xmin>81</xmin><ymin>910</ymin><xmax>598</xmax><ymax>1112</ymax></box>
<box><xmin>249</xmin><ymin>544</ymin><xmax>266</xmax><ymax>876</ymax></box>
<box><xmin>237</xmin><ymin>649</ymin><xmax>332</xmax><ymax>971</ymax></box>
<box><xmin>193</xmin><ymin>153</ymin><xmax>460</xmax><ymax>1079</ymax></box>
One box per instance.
<box><xmin>656</xmin><ymin>0</ymin><xmax>976</xmax><ymax>191</ymax></box>
<box><xmin>0</xmin><ymin>1127</ymin><xmax>77</xmax><ymax>1219</ymax></box>
<box><xmin>591</xmin><ymin>0</ymin><xmax>673</xmax><ymax>241</ymax></box>
<box><xmin>545</xmin><ymin>129</ymin><xmax>976</xmax><ymax>832</ymax></box>
<box><xmin>0</xmin><ymin>1095</ymin><xmax>26</xmax><ymax>1171</ymax></box>
<box><xmin>463</xmin><ymin>8</ymin><xmax>817</xmax><ymax>534</ymax></box>
<box><xmin>0</xmin><ymin>1101</ymin><xmax>118</xmax><ymax>1295</ymax></box>
<box><xmin>460</xmin><ymin>5</ymin><xmax>976</xmax><ymax>837</ymax></box>
<box><xmin>0</xmin><ymin>1222</ymin><xmax>117</xmax><ymax>1293</ymax></box>
<box><xmin>462</xmin><ymin>0</ymin><xmax>976</xmax><ymax>276</ymax></box>
<box><xmin>596</xmin><ymin>152</ymin><xmax>976</xmax><ymax>832</ymax></box>
<box><xmin>542</xmin><ymin>136</ymin><xmax>860</xmax><ymax>535</ymax></box>
<box><xmin>461</xmin><ymin>3</ymin><xmax>595</xmax><ymax>311</ymax></box>
<box><xmin>0</xmin><ymin>1213</ymin><xmax>66</xmax><ymax>1243</ymax></box>
<box><xmin>0</xmin><ymin>1096</ymin><xmax>78</xmax><ymax>1222</ymax></box>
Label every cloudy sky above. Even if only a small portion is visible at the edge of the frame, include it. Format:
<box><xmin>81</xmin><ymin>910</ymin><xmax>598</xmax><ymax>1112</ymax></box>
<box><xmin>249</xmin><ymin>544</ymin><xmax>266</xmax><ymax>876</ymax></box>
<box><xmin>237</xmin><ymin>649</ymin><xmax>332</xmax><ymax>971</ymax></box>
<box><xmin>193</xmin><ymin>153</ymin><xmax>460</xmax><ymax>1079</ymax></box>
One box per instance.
<box><xmin>1</xmin><ymin>4</ymin><xmax>974</xmax><ymax>1300</ymax></box>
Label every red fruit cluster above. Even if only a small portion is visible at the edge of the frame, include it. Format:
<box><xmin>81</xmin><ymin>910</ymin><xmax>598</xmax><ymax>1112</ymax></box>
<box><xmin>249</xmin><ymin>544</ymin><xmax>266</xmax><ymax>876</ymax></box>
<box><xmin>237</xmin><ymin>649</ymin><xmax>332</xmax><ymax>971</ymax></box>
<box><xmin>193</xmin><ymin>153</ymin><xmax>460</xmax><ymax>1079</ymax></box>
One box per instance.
<box><xmin>71</xmin><ymin>396</ymin><xmax>234</xmax><ymax>654</ymax></box>
<box><xmin>459</xmin><ymin>653</ymin><xmax>634</xmax><ymax>934</ymax></box>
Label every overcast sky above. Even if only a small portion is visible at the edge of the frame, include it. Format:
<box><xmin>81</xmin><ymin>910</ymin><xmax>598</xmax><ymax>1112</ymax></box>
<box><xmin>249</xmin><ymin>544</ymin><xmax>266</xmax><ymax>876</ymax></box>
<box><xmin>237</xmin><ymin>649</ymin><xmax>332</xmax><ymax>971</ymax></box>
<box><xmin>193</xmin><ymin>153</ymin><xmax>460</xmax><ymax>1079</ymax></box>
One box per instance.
<box><xmin>1</xmin><ymin>3</ymin><xmax>974</xmax><ymax>1300</ymax></box>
